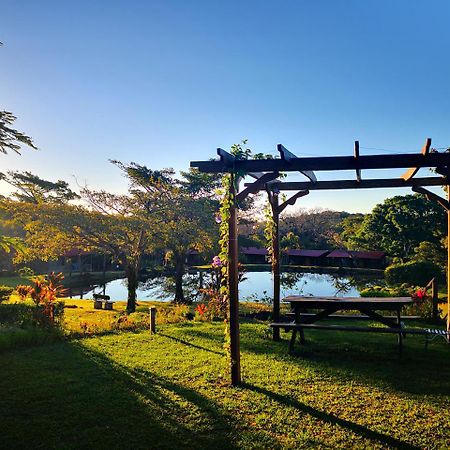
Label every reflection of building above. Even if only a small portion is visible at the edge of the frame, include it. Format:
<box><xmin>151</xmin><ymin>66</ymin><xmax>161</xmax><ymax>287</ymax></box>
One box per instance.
<box><xmin>240</xmin><ymin>247</ymin><xmax>268</xmax><ymax>264</ymax></box>
<box><xmin>287</xmin><ymin>249</ymin><xmax>329</xmax><ymax>266</ymax></box>
<box><xmin>326</xmin><ymin>250</ymin><xmax>386</xmax><ymax>269</ymax></box>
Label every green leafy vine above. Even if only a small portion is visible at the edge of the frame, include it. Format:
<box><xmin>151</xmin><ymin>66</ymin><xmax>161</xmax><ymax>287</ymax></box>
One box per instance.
<box><xmin>263</xmin><ymin>199</ymin><xmax>276</xmax><ymax>268</ymax></box>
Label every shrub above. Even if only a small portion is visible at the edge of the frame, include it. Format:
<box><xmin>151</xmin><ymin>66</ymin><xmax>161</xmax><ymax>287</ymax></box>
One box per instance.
<box><xmin>18</xmin><ymin>267</ymin><xmax>35</xmax><ymax>277</ymax></box>
<box><xmin>15</xmin><ymin>285</ymin><xmax>32</xmax><ymax>301</ymax></box>
<box><xmin>360</xmin><ymin>284</ymin><xmax>410</xmax><ymax>297</ymax></box>
<box><xmin>0</xmin><ymin>302</ymin><xmax>64</xmax><ymax>329</ymax></box>
<box><xmin>0</xmin><ymin>285</ymin><xmax>14</xmax><ymax>303</ymax></box>
<box><xmin>0</xmin><ymin>303</ymin><xmax>35</xmax><ymax>326</ymax></box>
<box><xmin>385</xmin><ymin>261</ymin><xmax>441</xmax><ymax>286</ymax></box>
<box><xmin>13</xmin><ymin>273</ymin><xmax>66</xmax><ymax>329</ymax></box>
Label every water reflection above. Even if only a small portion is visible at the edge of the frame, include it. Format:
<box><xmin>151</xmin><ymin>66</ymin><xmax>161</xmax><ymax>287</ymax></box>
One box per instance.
<box><xmin>64</xmin><ymin>269</ymin><xmax>382</xmax><ymax>302</ymax></box>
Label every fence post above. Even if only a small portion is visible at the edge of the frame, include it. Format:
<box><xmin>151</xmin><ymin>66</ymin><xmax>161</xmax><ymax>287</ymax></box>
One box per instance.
<box><xmin>149</xmin><ymin>307</ymin><xmax>156</xmax><ymax>334</ymax></box>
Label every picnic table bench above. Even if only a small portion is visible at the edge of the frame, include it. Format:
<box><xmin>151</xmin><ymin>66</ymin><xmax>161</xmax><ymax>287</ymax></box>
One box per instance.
<box><xmin>271</xmin><ymin>296</ymin><xmax>421</xmax><ymax>354</ymax></box>
<box><xmin>93</xmin><ymin>294</ymin><xmax>113</xmax><ymax>310</ymax></box>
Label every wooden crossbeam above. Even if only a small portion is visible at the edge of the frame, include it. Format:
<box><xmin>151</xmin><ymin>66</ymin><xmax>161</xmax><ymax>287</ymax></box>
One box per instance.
<box><xmin>246</xmin><ymin>176</ymin><xmax>445</xmax><ymax>191</ymax></box>
<box><xmin>277</xmin><ymin>144</ymin><xmax>317</xmax><ymax>182</ymax></box>
<box><xmin>412</xmin><ymin>186</ymin><xmax>450</xmax><ymax>210</ymax></box>
<box><xmin>192</xmin><ymin>150</ymin><xmax>450</xmax><ymax>173</ymax></box>
<box><xmin>278</xmin><ymin>190</ymin><xmax>310</xmax><ymax>214</ymax></box>
<box><xmin>235</xmin><ymin>172</ymin><xmax>279</xmax><ymax>202</ymax></box>
<box><xmin>248</xmin><ymin>172</ymin><xmax>264</xmax><ymax>179</ymax></box>
<box><xmin>354</xmin><ymin>141</ymin><xmax>361</xmax><ymax>182</ymax></box>
<box><xmin>400</xmin><ymin>138</ymin><xmax>432</xmax><ymax>181</ymax></box>
<box><xmin>217</xmin><ymin>148</ymin><xmax>235</xmax><ymax>168</ymax></box>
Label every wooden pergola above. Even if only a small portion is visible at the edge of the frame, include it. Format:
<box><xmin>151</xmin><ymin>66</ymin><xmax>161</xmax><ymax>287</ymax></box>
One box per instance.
<box><xmin>191</xmin><ymin>139</ymin><xmax>450</xmax><ymax>386</ymax></box>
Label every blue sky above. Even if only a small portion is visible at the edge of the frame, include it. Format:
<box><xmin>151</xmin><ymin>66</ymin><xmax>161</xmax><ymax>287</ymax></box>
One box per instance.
<box><xmin>1</xmin><ymin>0</ymin><xmax>449</xmax><ymax>212</ymax></box>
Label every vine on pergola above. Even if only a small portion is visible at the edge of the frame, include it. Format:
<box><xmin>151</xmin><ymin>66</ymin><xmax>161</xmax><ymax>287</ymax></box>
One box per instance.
<box><xmin>216</xmin><ymin>141</ymin><xmax>276</xmax><ymax>375</ymax></box>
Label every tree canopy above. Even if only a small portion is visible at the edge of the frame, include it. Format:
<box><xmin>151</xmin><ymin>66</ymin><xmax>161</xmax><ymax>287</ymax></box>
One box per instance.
<box><xmin>0</xmin><ymin>171</ymin><xmax>79</xmax><ymax>204</ymax></box>
<box><xmin>350</xmin><ymin>194</ymin><xmax>446</xmax><ymax>260</ymax></box>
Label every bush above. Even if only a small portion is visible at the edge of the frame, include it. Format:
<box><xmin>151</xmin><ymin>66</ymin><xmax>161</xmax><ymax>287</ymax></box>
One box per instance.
<box><xmin>0</xmin><ymin>285</ymin><xmax>14</xmax><ymax>303</ymax></box>
<box><xmin>360</xmin><ymin>284</ymin><xmax>411</xmax><ymax>298</ymax></box>
<box><xmin>385</xmin><ymin>261</ymin><xmax>442</xmax><ymax>286</ymax></box>
<box><xmin>0</xmin><ymin>302</ymin><xmax>65</xmax><ymax>329</ymax></box>
<box><xmin>0</xmin><ymin>303</ymin><xmax>35</xmax><ymax>326</ymax></box>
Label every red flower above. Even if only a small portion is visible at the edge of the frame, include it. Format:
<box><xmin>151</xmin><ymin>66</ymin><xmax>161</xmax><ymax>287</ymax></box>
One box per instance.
<box><xmin>196</xmin><ymin>303</ymin><xmax>207</xmax><ymax>316</ymax></box>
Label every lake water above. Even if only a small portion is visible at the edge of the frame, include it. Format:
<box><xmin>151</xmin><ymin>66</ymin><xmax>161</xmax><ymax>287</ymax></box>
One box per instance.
<box><xmin>66</xmin><ymin>270</ymin><xmax>380</xmax><ymax>302</ymax></box>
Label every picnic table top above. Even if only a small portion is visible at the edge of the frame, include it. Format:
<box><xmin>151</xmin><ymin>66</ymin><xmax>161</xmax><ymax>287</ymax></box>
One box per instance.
<box><xmin>283</xmin><ymin>296</ymin><xmax>412</xmax><ymax>307</ymax></box>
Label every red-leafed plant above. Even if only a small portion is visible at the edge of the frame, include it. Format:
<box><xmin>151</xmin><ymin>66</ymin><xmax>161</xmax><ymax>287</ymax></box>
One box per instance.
<box><xmin>16</xmin><ymin>272</ymin><xmax>66</xmax><ymax>327</ymax></box>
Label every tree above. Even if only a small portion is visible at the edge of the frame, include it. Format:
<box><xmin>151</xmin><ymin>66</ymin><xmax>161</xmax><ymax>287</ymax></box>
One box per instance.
<box><xmin>0</xmin><ymin>111</ymin><xmax>37</xmax><ymax>154</ymax></box>
<box><xmin>0</xmin><ymin>171</ymin><xmax>79</xmax><ymax>204</ymax></box>
<box><xmin>280</xmin><ymin>231</ymin><xmax>301</xmax><ymax>252</ymax></box>
<box><xmin>0</xmin><ymin>194</ymin><xmax>155</xmax><ymax>313</ymax></box>
<box><xmin>281</xmin><ymin>208</ymin><xmax>350</xmax><ymax>249</ymax></box>
<box><xmin>0</xmin><ymin>107</ymin><xmax>37</xmax><ymax>252</ymax></box>
<box><xmin>333</xmin><ymin>214</ymin><xmax>365</xmax><ymax>249</ymax></box>
<box><xmin>353</xmin><ymin>194</ymin><xmax>446</xmax><ymax>260</ymax></box>
<box><xmin>113</xmin><ymin>162</ymin><xmax>219</xmax><ymax>304</ymax></box>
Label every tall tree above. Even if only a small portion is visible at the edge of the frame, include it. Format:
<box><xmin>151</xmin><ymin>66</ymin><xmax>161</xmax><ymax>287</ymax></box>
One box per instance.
<box><xmin>0</xmin><ymin>107</ymin><xmax>37</xmax><ymax>251</ymax></box>
<box><xmin>1</xmin><ymin>195</ymin><xmax>155</xmax><ymax>313</ymax></box>
<box><xmin>114</xmin><ymin>162</ymin><xmax>219</xmax><ymax>303</ymax></box>
<box><xmin>353</xmin><ymin>194</ymin><xmax>446</xmax><ymax>260</ymax></box>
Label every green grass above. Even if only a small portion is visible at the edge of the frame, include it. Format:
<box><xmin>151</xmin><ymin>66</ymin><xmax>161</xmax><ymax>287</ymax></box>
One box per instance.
<box><xmin>0</xmin><ymin>319</ymin><xmax>449</xmax><ymax>449</ymax></box>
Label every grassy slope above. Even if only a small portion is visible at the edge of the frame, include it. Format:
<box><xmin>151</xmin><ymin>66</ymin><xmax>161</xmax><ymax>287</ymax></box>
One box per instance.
<box><xmin>0</xmin><ymin>321</ymin><xmax>449</xmax><ymax>449</ymax></box>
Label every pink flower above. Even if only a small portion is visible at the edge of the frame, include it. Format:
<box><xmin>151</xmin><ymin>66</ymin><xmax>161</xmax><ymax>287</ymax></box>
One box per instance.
<box><xmin>212</xmin><ymin>256</ymin><xmax>222</xmax><ymax>267</ymax></box>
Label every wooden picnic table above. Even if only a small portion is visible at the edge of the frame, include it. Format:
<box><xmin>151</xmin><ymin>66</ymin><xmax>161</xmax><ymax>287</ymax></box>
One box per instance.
<box><xmin>272</xmin><ymin>296</ymin><xmax>412</xmax><ymax>353</ymax></box>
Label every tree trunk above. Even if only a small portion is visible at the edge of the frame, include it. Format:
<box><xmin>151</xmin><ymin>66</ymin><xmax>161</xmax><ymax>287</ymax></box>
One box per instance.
<box><xmin>126</xmin><ymin>263</ymin><xmax>138</xmax><ymax>313</ymax></box>
<box><xmin>173</xmin><ymin>254</ymin><xmax>187</xmax><ymax>304</ymax></box>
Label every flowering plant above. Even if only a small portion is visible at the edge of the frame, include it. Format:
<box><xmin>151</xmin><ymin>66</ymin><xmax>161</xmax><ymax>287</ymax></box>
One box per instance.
<box><xmin>196</xmin><ymin>303</ymin><xmax>207</xmax><ymax>316</ymax></box>
<box><xmin>408</xmin><ymin>286</ymin><xmax>434</xmax><ymax>319</ymax></box>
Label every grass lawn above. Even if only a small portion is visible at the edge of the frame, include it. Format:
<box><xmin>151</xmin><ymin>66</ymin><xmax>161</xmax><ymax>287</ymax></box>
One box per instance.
<box><xmin>1</xmin><ymin>319</ymin><xmax>449</xmax><ymax>449</ymax></box>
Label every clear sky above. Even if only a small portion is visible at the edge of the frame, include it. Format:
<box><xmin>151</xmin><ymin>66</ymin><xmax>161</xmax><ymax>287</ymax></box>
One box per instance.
<box><xmin>1</xmin><ymin>0</ymin><xmax>449</xmax><ymax>213</ymax></box>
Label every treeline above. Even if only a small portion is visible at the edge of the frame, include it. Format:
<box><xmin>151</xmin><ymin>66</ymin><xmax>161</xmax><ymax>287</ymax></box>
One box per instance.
<box><xmin>1</xmin><ymin>167</ymin><xmax>446</xmax><ymax>310</ymax></box>
<box><xmin>239</xmin><ymin>194</ymin><xmax>447</xmax><ymax>270</ymax></box>
<box><xmin>0</xmin><ymin>167</ymin><xmax>222</xmax><ymax>312</ymax></box>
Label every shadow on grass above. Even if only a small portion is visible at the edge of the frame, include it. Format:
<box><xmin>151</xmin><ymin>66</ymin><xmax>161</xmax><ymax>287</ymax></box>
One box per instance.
<box><xmin>243</xmin><ymin>382</ymin><xmax>420</xmax><ymax>450</ymax></box>
<box><xmin>0</xmin><ymin>339</ymin><xmax>280</xmax><ymax>450</ymax></box>
<box><xmin>158</xmin><ymin>332</ymin><xmax>224</xmax><ymax>356</ymax></box>
<box><xmin>180</xmin><ymin>322</ymin><xmax>450</xmax><ymax>396</ymax></box>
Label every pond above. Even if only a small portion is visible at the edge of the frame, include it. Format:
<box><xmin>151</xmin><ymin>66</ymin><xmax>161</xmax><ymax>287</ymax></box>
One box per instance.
<box><xmin>65</xmin><ymin>269</ymin><xmax>382</xmax><ymax>302</ymax></box>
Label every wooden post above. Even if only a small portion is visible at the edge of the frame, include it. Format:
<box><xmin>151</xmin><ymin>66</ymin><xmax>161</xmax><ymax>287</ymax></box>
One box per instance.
<box><xmin>447</xmin><ymin>187</ymin><xmax>450</xmax><ymax>333</ymax></box>
<box><xmin>229</xmin><ymin>173</ymin><xmax>241</xmax><ymax>386</ymax></box>
<box><xmin>149</xmin><ymin>306</ymin><xmax>156</xmax><ymax>334</ymax></box>
<box><xmin>272</xmin><ymin>192</ymin><xmax>281</xmax><ymax>341</ymax></box>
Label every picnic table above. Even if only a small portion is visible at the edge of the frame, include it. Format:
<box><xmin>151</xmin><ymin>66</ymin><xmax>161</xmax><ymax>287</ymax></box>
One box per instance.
<box><xmin>271</xmin><ymin>296</ymin><xmax>413</xmax><ymax>353</ymax></box>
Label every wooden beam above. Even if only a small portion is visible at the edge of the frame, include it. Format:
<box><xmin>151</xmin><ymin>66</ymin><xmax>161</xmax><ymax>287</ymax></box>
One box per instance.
<box><xmin>191</xmin><ymin>150</ymin><xmax>450</xmax><ymax>173</ymax></box>
<box><xmin>277</xmin><ymin>144</ymin><xmax>317</xmax><ymax>182</ymax></box>
<box><xmin>248</xmin><ymin>172</ymin><xmax>265</xmax><ymax>179</ymax></box>
<box><xmin>412</xmin><ymin>186</ymin><xmax>450</xmax><ymax>210</ymax></box>
<box><xmin>253</xmin><ymin>176</ymin><xmax>445</xmax><ymax>192</ymax></box>
<box><xmin>235</xmin><ymin>172</ymin><xmax>279</xmax><ymax>202</ymax></box>
<box><xmin>278</xmin><ymin>190</ymin><xmax>310</xmax><ymax>213</ymax></box>
<box><xmin>400</xmin><ymin>138</ymin><xmax>432</xmax><ymax>181</ymax></box>
<box><xmin>217</xmin><ymin>148</ymin><xmax>235</xmax><ymax>168</ymax></box>
<box><xmin>354</xmin><ymin>141</ymin><xmax>361</xmax><ymax>182</ymax></box>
